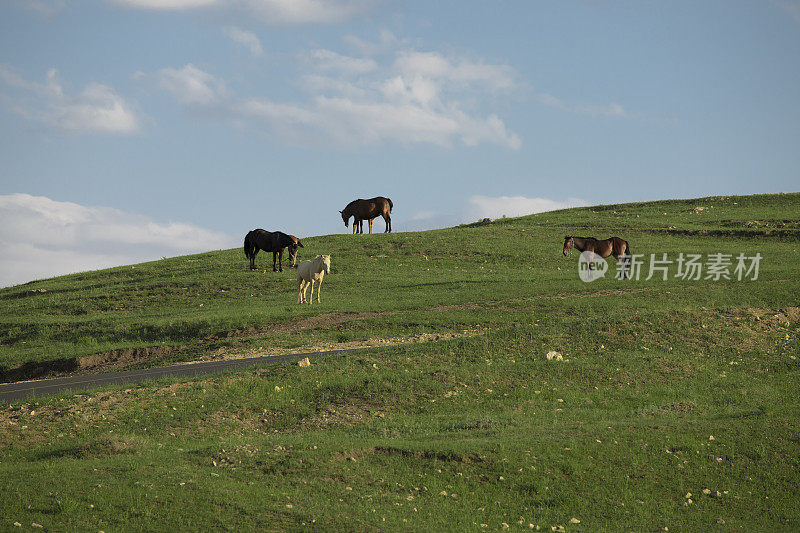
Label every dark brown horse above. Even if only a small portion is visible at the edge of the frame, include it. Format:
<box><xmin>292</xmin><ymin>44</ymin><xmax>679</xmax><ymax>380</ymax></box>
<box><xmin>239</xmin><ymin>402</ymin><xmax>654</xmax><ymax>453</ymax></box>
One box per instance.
<box><xmin>340</xmin><ymin>197</ymin><xmax>393</xmax><ymax>234</ymax></box>
<box><xmin>563</xmin><ymin>236</ymin><xmax>632</xmax><ymax>279</ymax></box>
<box><xmin>244</xmin><ymin>229</ymin><xmax>303</xmax><ymax>272</ymax></box>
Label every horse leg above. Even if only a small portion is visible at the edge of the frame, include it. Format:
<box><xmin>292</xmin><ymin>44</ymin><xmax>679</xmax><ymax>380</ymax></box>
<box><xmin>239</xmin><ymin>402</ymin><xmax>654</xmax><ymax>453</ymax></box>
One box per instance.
<box><xmin>297</xmin><ymin>280</ymin><xmax>304</xmax><ymax>304</ymax></box>
<box><xmin>316</xmin><ymin>278</ymin><xmax>322</xmax><ymax>303</ymax></box>
<box><xmin>368</xmin><ymin>218</ymin><xmax>373</xmax><ymax>234</ymax></box>
<box><xmin>277</xmin><ymin>250</ymin><xmax>283</xmax><ymax>272</ymax></box>
<box><xmin>308</xmin><ymin>280</ymin><xmax>315</xmax><ymax>305</ymax></box>
<box><xmin>384</xmin><ymin>213</ymin><xmax>391</xmax><ymax>233</ymax></box>
<box><xmin>616</xmin><ymin>243</ymin><xmax>627</xmax><ymax>280</ymax></box>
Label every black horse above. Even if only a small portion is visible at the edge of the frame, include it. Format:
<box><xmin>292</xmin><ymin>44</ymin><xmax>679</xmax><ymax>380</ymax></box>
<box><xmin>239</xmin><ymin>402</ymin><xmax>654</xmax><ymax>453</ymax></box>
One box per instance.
<box><xmin>244</xmin><ymin>229</ymin><xmax>303</xmax><ymax>272</ymax></box>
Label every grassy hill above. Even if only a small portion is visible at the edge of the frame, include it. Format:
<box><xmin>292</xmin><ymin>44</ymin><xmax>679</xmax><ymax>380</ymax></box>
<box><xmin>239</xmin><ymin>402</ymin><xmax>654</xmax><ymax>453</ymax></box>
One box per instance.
<box><xmin>1</xmin><ymin>192</ymin><xmax>799</xmax><ymax>530</ymax></box>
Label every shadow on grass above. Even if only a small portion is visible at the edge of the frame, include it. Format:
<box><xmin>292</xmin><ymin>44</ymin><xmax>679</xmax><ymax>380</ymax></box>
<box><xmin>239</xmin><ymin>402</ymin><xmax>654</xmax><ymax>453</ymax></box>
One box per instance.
<box><xmin>0</xmin><ymin>357</ymin><xmax>79</xmax><ymax>383</ymax></box>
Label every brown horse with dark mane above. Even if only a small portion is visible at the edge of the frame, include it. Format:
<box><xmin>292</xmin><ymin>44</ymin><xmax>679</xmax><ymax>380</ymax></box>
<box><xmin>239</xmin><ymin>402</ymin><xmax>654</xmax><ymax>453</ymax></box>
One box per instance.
<box><xmin>244</xmin><ymin>229</ymin><xmax>303</xmax><ymax>272</ymax></box>
<box><xmin>340</xmin><ymin>196</ymin><xmax>393</xmax><ymax>234</ymax></box>
<box><xmin>563</xmin><ymin>236</ymin><xmax>632</xmax><ymax>279</ymax></box>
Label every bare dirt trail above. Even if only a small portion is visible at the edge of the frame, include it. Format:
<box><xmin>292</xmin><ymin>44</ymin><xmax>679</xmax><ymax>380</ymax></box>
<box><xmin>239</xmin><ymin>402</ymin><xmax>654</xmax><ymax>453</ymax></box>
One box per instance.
<box><xmin>0</xmin><ymin>328</ymin><xmax>486</xmax><ymax>403</ymax></box>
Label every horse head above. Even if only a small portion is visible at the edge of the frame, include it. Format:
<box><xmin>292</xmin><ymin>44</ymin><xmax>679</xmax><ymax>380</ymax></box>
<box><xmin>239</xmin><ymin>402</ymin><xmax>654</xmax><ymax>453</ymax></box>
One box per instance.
<box><xmin>563</xmin><ymin>236</ymin><xmax>574</xmax><ymax>256</ymax></box>
<box><xmin>340</xmin><ymin>209</ymin><xmax>350</xmax><ymax>227</ymax></box>
<box><xmin>287</xmin><ymin>244</ymin><xmax>299</xmax><ymax>267</ymax></box>
<box><xmin>287</xmin><ymin>236</ymin><xmax>303</xmax><ymax>267</ymax></box>
<box><xmin>321</xmin><ymin>254</ymin><xmax>331</xmax><ymax>275</ymax></box>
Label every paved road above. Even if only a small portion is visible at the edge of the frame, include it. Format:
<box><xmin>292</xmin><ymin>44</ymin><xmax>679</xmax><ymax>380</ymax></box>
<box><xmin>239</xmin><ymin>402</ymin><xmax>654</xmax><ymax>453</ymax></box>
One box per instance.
<box><xmin>0</xmin><ymin>349</ymin><xmax>358</xmax><ymax>403</ymax></box>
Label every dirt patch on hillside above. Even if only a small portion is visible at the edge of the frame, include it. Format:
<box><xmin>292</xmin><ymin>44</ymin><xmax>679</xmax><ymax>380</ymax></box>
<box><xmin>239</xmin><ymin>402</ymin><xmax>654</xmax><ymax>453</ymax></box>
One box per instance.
<box><xmin>192</xmin><ymin>328</ymin><xmax>486</xmax><ymax>363</ymax></box>
<box><xmin>78</xmin><ymin>345</ymin><xmax>183</xmax><ymax>372</ymax></box>
<box><xmin>1</xmin><ymin>311</ymin><xmax>395</xmax><ymax>382</ymax></box>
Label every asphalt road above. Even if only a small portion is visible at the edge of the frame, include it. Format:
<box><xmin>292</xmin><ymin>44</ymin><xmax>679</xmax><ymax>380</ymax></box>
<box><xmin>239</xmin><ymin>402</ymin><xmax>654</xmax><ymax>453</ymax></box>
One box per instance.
<box><xmin>0</xmin><ymin>349</ymin><xmax>357</xmax><ymax>403</ymax></box>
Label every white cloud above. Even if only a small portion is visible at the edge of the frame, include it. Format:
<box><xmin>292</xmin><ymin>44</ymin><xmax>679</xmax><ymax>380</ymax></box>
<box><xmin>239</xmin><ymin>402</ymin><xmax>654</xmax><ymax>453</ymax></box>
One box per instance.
<box><xmin>108</xmin><ymin>0</ymin><xmax>373</xmax><ymax>24</ymax></box>
<box><xmin>143</xmin><ymin>64</ymin><xmax>226</xmax><ymax>105</ymax></box>
<box><xmin>394</xmin><ymin>51</ymin><xmax>517</xmax><ymax>92</ymax></box>
<box><xmin>343</xmin><ymin>29</ymin><xmax>402</xmax><ymax>56</ymax></box>
<box><xmin>18</xmin><ymin>0</ymin><xmax>67</xmax><ymax>15</ymax></box>
<box><xmin>0</xmin><ymin>66</ymin><xmax>140</xmax><ymax>134</ymax></box>
<box><xmin>399</xmin><ymin>195</ymin><xmax>588</xmax><ymax>232</ymax></box>
<box><xmin>230</xmin><ymin>94</ymin><xmax>520</xmax><ymax>149</ymax></box>
<box><xmin>467</xmin><ymin>195</ymin><xmax>589</xmax><ymax>220</ymax></box>
<box><xmin>305</xmin><ymin>49</ymin><xmax>378</xmax><ymax>74</ymax></box>
<box><xmin>536</xmin><ymin>92</ymin><xmax>630</xmax><ymax>118</ymax></box>
<box><xmin>223</xmin><ymin>26</ymin><xmax>263</xmax><ymax>57</ymax></box>
<box><xmin>148</xmin><ymin>41</ymin><xmax>522</xmax><ymax>150</ymax></box>
<box><xmin>111</xmin><ymin>0</ymin><xmax>219</xmax><ymax>9</ymax></box>
<box><xmin>0</xmin><ymin>194</ymin><xmax>236</xmax><ymax>287</ymax></box>
<box><xmin>774</xmin><ymin>0</ymin><xmax>800</xmax><ymax>22</ymax></box>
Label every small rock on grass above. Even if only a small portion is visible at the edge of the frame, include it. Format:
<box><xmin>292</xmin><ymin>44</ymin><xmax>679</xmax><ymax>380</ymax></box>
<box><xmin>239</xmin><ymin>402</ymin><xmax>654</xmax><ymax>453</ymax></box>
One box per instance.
<box><xmin>298</xmin><ymin>357</ymin><xmax>311</xmax><ymax>367</ymax></box>
<box><xmin>545</xmin><ymin>351</ymin><xmax>564</xmax><ymax>361</ymax></box>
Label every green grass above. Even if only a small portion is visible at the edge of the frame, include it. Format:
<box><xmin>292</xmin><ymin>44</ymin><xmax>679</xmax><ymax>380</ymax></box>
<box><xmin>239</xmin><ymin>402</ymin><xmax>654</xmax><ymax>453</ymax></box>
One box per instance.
<box><xmin>1</xmin><ymin>192</ymin><xmax>799</xmax><ymax>530</ymax></box>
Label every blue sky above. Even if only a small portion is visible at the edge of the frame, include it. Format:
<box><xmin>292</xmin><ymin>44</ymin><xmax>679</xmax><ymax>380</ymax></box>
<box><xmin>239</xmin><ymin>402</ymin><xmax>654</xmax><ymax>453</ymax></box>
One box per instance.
<box><xmin>1</xmin><ymin>0</ymin><xmax>799</xmax><ymax>286</ymax></box>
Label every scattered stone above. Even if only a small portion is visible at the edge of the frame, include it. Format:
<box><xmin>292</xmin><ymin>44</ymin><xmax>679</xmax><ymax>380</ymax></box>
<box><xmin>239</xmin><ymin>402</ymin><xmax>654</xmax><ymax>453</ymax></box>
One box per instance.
<box><xmin>702</xmin><ymin>488</ymin><xmax>711</xmax><ymax>495</ymax></box>
<box><xmin>545</xmin><ymin>351</ymin><xmax>564</xmax><ymax>361</ymax></box>
<box><xmin>439</xmin><ymin>490</ymin><xmax>448</xmax><ymax>496</ymax></box>
<box><xmin>274</xmin><ymin>386</ymin><xmax>281</xmax><ymax>392</ymax></box>
<box><xmin>685</xmin><ymin>492</ymin><xmax>692</xmax><ymax>499</ymax></box>
<box><xmin>298</xmin><ymin>357</ymin><xmax>311</xmax><ymax>367</ymax></box>
<box><xmin>709</xmin><ymin>435</ymin><xmax>715</xmax><ymax>441</ymax></box>
<box><xmin>502</xmin><ymin>523</ymin><xmax>509</xmax><ymax>529</ymax></box>
<box><xmin>569</xmin><ymin>517</ymin><xmax>580</xmax><ymax>524</ymax></box>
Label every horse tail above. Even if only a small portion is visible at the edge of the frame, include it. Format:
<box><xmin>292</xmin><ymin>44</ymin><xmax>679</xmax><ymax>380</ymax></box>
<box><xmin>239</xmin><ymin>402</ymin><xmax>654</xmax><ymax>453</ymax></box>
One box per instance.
<box><xmin>243</xmin><ymin>231</ymin><xmax>255</xmax><ymax>259</ymax></box>
<box><xmin>387</xmin><ymin>198</ymin><xmax>393</xmax><ymax>213</ymax></box>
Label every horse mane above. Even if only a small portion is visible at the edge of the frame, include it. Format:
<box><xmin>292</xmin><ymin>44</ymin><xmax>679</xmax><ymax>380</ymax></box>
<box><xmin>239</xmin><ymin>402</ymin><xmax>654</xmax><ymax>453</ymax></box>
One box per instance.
<box><xmin>342</xmin><ymin>199</ymin><xmax>364</xmax><ymax>215</ymax></box>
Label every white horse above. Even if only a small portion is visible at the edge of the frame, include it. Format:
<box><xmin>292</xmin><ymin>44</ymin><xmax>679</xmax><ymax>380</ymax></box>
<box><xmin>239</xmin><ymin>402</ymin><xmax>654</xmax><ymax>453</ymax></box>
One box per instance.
<box><xmin>297</xmin><ymin>255</ymin><xmax>331</xmax><ymax>304</ymax></box>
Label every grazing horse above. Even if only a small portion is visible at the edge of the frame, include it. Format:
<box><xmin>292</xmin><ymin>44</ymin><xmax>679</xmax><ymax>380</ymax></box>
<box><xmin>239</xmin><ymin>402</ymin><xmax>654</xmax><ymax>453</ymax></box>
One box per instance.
<box><xmin>563</xmin><ymin>236</ymin><xmax>633</xmax><ymax>279</ymax></box>
<box><xmin>340</xmin><ymin>197</ymin><xmax>393</xmax><ymax>234</ymax></box>
<box><xmin>297</xmin><ymin>255</ymin><xmax>331</xmax><ymax>304</ymax></box>
<box><xmin>244</xmin><ymin>229</ymin><xmax>303</xmax><ymax>272</ymax></box>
